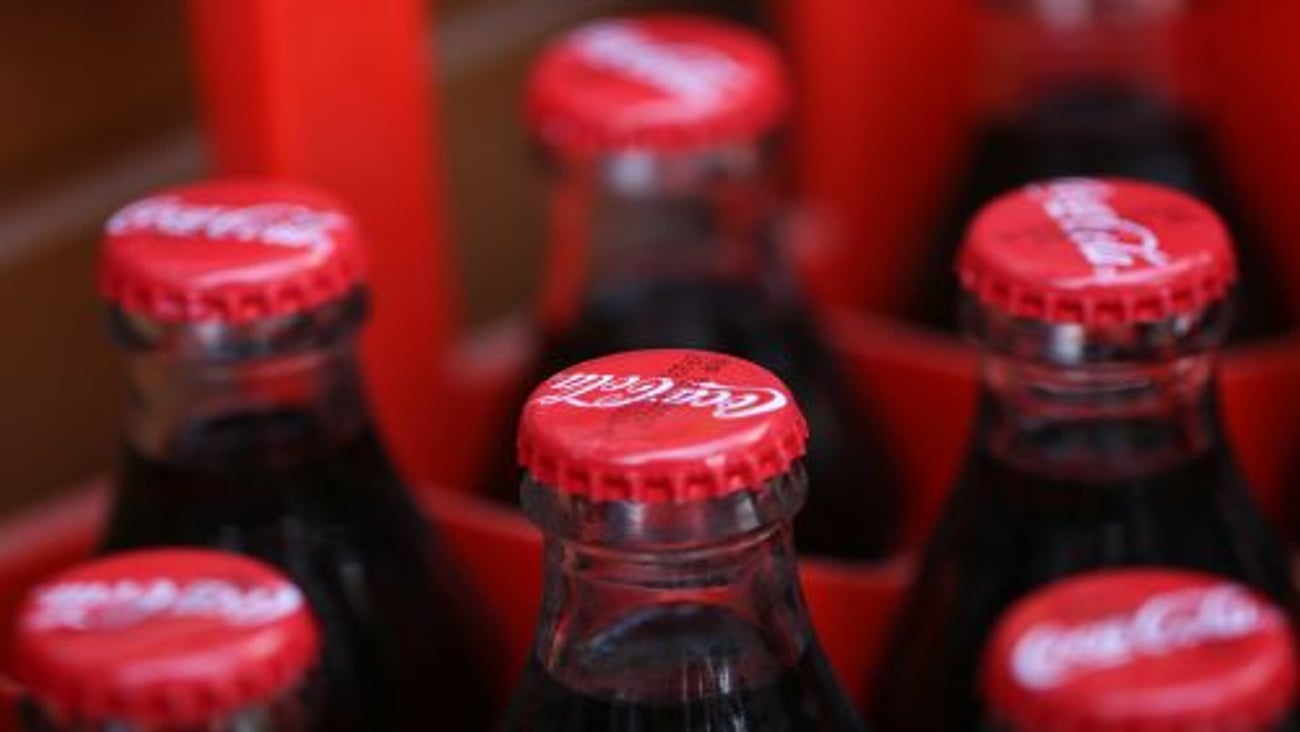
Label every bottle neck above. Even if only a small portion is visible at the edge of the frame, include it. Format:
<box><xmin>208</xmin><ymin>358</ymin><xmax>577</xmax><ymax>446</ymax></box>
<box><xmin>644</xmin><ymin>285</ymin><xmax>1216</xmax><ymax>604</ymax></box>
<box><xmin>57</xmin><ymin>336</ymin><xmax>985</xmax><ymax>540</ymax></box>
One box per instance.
<box><xmin>980</xmin><ymin>0</ymin><xmax>1186</xmax><ymax>118</ymax></box>
<box><xmin>521</xmin><ymin>469</ymin><xmax>815</xmax><ymax>698</ymax></box>
<box><xmin>112</xmin><ymin>293</ymin><xmax>371</xmax><ymax>463</ymax></box>
<box><xmin>968</xmin><ymin>301</ymin><xmax>1226</xmax><ymax>478</ymax></box>
<box><xmin>539</xmin><ymin>142</ymin><xmax>780</xmax><ymax>332</ymax></box>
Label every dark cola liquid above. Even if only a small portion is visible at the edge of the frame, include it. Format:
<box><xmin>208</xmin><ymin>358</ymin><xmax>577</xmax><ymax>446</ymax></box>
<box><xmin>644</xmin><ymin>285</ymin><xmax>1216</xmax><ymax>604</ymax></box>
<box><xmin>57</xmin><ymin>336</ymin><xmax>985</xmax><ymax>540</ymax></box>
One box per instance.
<box><xmin>488</xmin><ymin>278</ymin><xmax>899</xmax><ymax>560</ymax></box>
<box><xmin>661</xmin><ymin>0</ymin><xmax>768</xmax><ymax>28</ymax></box>
<box><xmin>502</xmin><ymin>603</ymin><xmax>864</xmax><ymax>731</ymax></box>
<box><xmin>914</xmin><ymin>85</ymin><xmax>1291</xmax><ymax>340</ymax></box>
<box><xmin>100</xmin><ymin>410</ymin><xmax>494</xmax><ymax>732</ymax></box>
<box><xmin>982</xmin><ymin>716</ymin><xmax>1300</xmax><ymax>732</ymax></box>
<box><xmin>871</xmin><ymin>423</ymin><xmax>1298</xmax><ymax>731</ymax></box>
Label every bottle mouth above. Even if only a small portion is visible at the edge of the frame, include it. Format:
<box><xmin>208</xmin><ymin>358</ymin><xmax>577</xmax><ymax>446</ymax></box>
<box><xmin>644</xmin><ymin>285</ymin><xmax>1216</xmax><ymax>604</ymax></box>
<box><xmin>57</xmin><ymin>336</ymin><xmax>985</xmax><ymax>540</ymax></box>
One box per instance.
<box><xmin>983</xmin><ymin>570</ymin><xmax>1294</xmax><ymax>731</ymax></box>
<box><xmin>542</xmin><ymin>139</ymin><xmax>772</xmax><ymax>193</ymax></box>
<box><xmin>962</xmin><ymin>295</ymin><xmax>1229</xmax><ymax>366</ymax></box>
<box><xmin>524</xmin><ymin>16</ymin><xmax>791</xmax><ymax>156</ymax></box>
<box><xmin>520</xmin><ymin>466</ymin><xmax>806</xmax><ymax>549</ymax></box>
<box><xmin>969</xmin><ymin>296</ymin><xmax>1222</xmax><ymax>479</ymax></box>
<box><xmin>108</xmin><ymin>289</ymin><xmax>368</xmax><ymax>361</ymax></box>
<box><xmin>956</xmin><ymin>179</ymin><xmax>1238</xmax><ymax>330</ymax></box>
<box><xmin>99</xmin><ymin>180</ymin><xmax>367</xmax><ymax>325</ymax></box>
<box><xmin>15</xmin><ymin>549</ymin><xmax>319</xmax><ymax>727</ymax></box>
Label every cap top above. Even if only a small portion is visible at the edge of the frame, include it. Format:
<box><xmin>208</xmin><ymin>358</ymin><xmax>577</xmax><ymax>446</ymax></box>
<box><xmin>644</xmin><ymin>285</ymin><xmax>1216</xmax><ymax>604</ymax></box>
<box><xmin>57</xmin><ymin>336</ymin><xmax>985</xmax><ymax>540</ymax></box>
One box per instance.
<box><xmin>16</xmin><ymin>549</ymin><xmax>319</xmax><ymax>725</ymax></box>
<box><xmin>518</xmin><ymin>349</ymin><xmax>807</xmax><ymax>502</ymax></box>
<box><xmin>526</xmin><ymin>15</ymin><xmax>790</xmax><ymax>154</ymax></box>
<box><xmin>957</xmin><ymin>177</ymin><xmax>1237</xmax><ymax>325</ymax></box>
<box><xmin>99</xmin><ymin>178</ymin><xmax>366</xmax><ymax>324</ymax></box>
<box><xmin>984</xmin><ymin>569</ymin><xmax>1295</xmax><ymax>731</ymax></box>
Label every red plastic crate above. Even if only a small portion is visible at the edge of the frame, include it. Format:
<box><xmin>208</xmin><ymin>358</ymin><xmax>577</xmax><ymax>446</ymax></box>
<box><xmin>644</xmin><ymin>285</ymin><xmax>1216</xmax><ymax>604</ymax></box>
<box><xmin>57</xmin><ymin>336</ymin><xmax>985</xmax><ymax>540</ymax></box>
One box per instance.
<box><xmin>3</xmin><ymin>313</ymin><xmax>1299</xmax><ymax>718</ymax></box>
<box><xmin>2</xmin><ymin>1</ymin><xmax>1299</xmax><ymax>728</ymax></box>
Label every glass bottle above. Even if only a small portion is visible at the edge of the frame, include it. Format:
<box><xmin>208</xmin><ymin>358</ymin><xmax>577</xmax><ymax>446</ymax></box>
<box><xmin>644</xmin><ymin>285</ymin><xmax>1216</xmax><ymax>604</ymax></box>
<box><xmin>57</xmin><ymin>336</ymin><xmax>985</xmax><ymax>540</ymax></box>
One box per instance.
<box><xmin>95</xmin><ymin>180</ymin><xmax>494</xmax><ymax>731</ymax></box>
<box><xmin>871</xmin><ymin>177</ymin><xmax>1298</xmax><ymax>731</ymax></box>
<box><xmin>981</xmin><ymin>569</ymin><xmax>1298</xmax><ymax>731</ymax></box>
<box><xmin>500</xmin><ymin>348</ymin><xmax>867</xmax><ymax>731</ymax></box>
<box><xmin>914</xmin><ymin>0</ymin><xmax>1289</xmax><ymax>341</ymax></box>
<box><xmin>488</xmin><ymin>15</ymin><xmax>899</xmax><ymax>560</ymax></box>
<box><xmin>13</xmin><ymin>549</ymin><xmax>321</xmax><ymax>732</ymax></box>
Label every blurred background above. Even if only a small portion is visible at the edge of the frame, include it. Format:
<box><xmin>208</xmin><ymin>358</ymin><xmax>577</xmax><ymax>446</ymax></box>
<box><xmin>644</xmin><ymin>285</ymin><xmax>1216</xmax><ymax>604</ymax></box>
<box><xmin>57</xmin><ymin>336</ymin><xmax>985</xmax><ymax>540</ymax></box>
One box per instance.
<box><xmin>2</xmin><ymin>0</ymin><xmax>1298</xmax><ymax>516</ymax></box>
<box><xmin>0</xmin><ymin>0</ymin><xmax>721</xmax><ymax>510</ymax></box>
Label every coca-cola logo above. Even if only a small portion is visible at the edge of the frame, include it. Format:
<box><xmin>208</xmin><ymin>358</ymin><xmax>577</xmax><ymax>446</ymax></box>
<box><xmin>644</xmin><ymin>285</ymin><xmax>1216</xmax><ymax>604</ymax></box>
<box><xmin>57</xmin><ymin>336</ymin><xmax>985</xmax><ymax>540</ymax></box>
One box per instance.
<box><xmin>29</xmin><ymin>578</ymin><xmax>305</xmax><ymax>630</ymax></box>
<box><xmin>107</xmin><ymin>195</ymin><xmax>346</xmax><ymax>250</ymax></box>
<box><xmin>1012</xmin><ymin>585</ymin><xmax>1272</xmax><ymax>690</ymax></box>
<box><xmin>1026</xmin><ymin>179</ymin><xmax>1168</xmax><ymax>277</ymax></box>
<box><xmin>535</xmin><ymin>372</ymin><xmax>787</xmax><ymax>420</ymax></box>
<box><xmin>571</xmin><ymin>22</ymin><xmax>749</xmax><ymax>114</ymax></box>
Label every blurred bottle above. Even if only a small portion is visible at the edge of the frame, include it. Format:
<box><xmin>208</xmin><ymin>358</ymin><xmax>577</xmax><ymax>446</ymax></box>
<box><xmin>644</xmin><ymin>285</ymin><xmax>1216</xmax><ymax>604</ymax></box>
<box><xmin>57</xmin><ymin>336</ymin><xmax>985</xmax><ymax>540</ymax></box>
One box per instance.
<box><xmin>486</xmin><ymin>14</ymin><xmax>899</xmax><ymax>560</ymax></box>
<box><xmin>982</xmin><ymin>569</ymin><xmax>1297</xmax><ymax>731</ymax></box>
<box><xmin>914</xmin><ymin>0</ymin><xmax>1289</xmax><ymax>341</ymax></box>
<box><xmin>95</xmin><ymin>181</ymin><xmax>494</xmax><ymax>731</ymax></box>
<box><xmin>499</xmin><ymin>349</ymin><xmax>866</xmax><ymax>731</ymax></box>
<box><xmin>13</xmin><ymin>549</ymin><xmax>321</xmax><ymax>731</ymax></box>
<box><xmin>870</xmin><ymin>178</ymin><xmax>1298</xmax><ymax>731</ymax></box>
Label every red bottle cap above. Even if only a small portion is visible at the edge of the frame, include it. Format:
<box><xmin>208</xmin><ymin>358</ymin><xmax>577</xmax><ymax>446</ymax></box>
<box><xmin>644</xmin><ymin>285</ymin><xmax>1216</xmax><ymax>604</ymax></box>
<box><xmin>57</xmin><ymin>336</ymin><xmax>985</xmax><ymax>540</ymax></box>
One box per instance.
<box><xmin>99</xmin><ymin>178</ymin><xmax>366</xmax><ymax>324</ymax></box>
<box><xmin>957</xmin><ymin>177</ymin><xmax>1237</xmax><ymax>325</ymax></box>
<box><xmin>15</xmin><ymin>549</ymin><xmax>319</xmax><ymax>726</ymax></box>
<box><xmin>983</xmin><ymin>569</ymin><xmax>1295</xmax><ymax>732</ymax></box>
<box><xmin>525</xmin><ymin>15</ymin><xmax>791</xmax><ymax>155</ymax></box>
<box><xmin>518</xmin><ymin>349</ymin><xmax>807</xmax><ymax>502</ymax></box>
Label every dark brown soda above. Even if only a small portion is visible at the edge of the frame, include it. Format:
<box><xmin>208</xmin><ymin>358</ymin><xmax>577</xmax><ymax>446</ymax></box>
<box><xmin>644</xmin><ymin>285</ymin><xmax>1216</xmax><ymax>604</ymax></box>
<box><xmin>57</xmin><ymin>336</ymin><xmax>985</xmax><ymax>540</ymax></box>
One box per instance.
<box><xmin>870</xmin><ymin>414</ymin><xmax>1298</xmax><ymax>731</ymax></box>
<box><xmin>501</xmin><ymin>603</ymin><xmax>865</xmax><ymax>732</ymax></box>
<box><xmin>101</xmin><ymin>409</ymin><xmax>495</xmax><ymax>732</ymax></box>
<box><xmin>914</xmin><ymin>85</ymin><xmax>1291</xmax><ymax>341</ymax></box>
<box><xmin>984</xmin><ymin>716</ymin><xmax>1300</xmax><ymax>732</ymax></box>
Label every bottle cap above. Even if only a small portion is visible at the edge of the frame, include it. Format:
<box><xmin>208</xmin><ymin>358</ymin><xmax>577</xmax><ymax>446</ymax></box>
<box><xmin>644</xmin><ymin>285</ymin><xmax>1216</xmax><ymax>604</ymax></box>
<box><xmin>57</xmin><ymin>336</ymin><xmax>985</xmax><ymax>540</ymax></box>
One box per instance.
<box><xmin>518</xmin><ymin>349</ymin><xmax>807</xmax><ymax>502</ymax></box>
<box><xmin>957</xmin><ymin>177</ymin><xmax>1236</xmax><ymax>325</ymax></box>
<box><xmin>983</xmin><ymin>569</ymin><xmax>1295</xmax><ymax>731</ymax></box>
<box><xmin>15</xmin><ymin>549</ymin><xmax>319</xmax><ymax>725</ymax></box>
<box><xmin>525</xmin><ymin>15</ymin><xmax>791</xmax><ymax>155</ymax></box>
<box><xmin>100</xmin><ymin>178</ymin><xmax>366</xmax><ymax>324</ymax></box>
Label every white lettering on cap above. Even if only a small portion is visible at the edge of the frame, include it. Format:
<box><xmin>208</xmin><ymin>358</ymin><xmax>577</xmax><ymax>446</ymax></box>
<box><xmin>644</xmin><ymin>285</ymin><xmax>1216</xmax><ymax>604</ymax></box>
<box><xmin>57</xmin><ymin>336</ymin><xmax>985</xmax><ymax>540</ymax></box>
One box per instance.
<box><xmin>536</xmin><ymin>372</ymin><xmax>788</xmax><ymax>420</ymax></box>
<box><xmin>108</xmin><ymin>195</ymin><xmax>346</xmax><ymax>251</ymax></box>
<box><xmin>1026</xmin><ymin>179</ymin><xmax>1168</xmax><ymax>278</ymax></box>
<box><xmin>571</xmin><ymin>22</ymin><xmax>750</xmax><ymax>115</ymax></box>
<box><xmin>1012</xmin><ymin>584</ymin><xmax>1269</xmax><ymax>690</ymax></box>
<box><xmin>30</xmin><ymin>578</ymin><xmax>305</xmax><ymax>630</ymax></box>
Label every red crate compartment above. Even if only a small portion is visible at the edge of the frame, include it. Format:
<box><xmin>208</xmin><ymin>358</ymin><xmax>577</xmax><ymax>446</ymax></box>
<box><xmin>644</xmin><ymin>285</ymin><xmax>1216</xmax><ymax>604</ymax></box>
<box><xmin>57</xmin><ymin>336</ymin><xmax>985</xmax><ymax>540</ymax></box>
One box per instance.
<box><xmin>3</xmin><ymin>315</ymin><xmax>1300</xmax><ymax>717</ymax></box>
<box><xmin>2</xmin><ymin>0</ymin><xmax>1300</xmax><ymax>727</ymax></box>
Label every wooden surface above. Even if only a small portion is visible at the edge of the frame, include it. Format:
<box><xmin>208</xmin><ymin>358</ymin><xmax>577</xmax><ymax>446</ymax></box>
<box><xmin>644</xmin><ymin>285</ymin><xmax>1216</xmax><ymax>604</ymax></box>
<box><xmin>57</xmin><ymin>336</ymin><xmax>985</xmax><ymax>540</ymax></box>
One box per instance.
<box><xmin>0</xmin><ymin>0</ymin><xmax>638</xmax><ymax>508</ymax></box>
<box><xmin>0</xmin><ymin>0</ymin><xmax>196</xmax><ymax>510</ymax></box>
<box><xmin>0</xmin><ymin>1</ymin><xmax>193</xmax><ymax>198</ymax></box>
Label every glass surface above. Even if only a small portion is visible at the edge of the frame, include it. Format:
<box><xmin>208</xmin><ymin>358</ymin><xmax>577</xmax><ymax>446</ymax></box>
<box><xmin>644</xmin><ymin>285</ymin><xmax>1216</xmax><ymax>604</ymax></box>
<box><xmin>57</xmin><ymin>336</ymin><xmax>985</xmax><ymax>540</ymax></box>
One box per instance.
<box><xmin>486</xmin><ymin>144</ymin><xmax>900</xmax><ymax>560</ymax></box>
<box><xmin>911</xmin><ymin>1</ymin><xmax>1290</xmax><ymax>340</ymax></box>
<box><xmin>100</xmin><ymin>294</ymin><xmax>495</xmax><ymax>732</ymax></box>
<box><xmin>502</xmin><ymin>470</ymin><xmax>866</xmax><ymax>731</ymax></box>
<box><xmin>870</xmin><ymin>305</ymin><xmax>1298</xmax><ymax>731</ymax></box>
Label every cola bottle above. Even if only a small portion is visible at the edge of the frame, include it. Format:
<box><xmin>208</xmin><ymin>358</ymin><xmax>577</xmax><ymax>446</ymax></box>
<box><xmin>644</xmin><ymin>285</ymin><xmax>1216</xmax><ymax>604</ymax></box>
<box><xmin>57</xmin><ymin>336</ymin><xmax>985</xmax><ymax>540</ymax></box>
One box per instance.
<box><xmin>499</xmin><ymin>349</ymin><xmax>867</xmax><ymax>731</ymax></box>
<box><xmin>94</xmin><ymin>180</ymin><xmax>494</xmax><ymax>731</ymax></box>
<box><xmin>870</xmin><ymin>178</ymin><xmax>1299</xmax><ymax>731</ymax></box>
<box><xmin>488</xmin><ymin>15</ymin><xmax>899</xmax><ymax>560</ymax></box>
<box><xmin>13</xmin><ymin>548</ymin><xmax>321</xmax><ymax>731</ymax></box>
<box><xmin>982</xmin><ymin>569</ymin><xmax>1298</xmax><ymax>731</ymax></box>
<box><xmin>914</xmin><ymin>0</ymin><xmax>1289</xmax><ymax>341</ymax></box>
